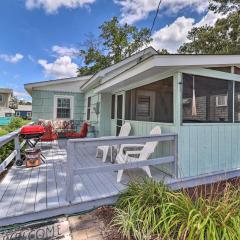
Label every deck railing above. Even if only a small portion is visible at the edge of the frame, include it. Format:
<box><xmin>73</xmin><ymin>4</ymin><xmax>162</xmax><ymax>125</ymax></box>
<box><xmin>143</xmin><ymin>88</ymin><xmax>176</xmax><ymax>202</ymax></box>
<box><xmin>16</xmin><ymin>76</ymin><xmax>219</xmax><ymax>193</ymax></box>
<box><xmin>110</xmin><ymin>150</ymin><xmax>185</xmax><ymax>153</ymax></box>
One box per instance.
<box><xmin>0</xmin><ymin>125</ymin><xmax>30</xmax><ymax>174</ymax></box>
<box><xmin>66</xmin><ymin>133</ymin><xmax>178</xmax><ymax>203</ymax></box>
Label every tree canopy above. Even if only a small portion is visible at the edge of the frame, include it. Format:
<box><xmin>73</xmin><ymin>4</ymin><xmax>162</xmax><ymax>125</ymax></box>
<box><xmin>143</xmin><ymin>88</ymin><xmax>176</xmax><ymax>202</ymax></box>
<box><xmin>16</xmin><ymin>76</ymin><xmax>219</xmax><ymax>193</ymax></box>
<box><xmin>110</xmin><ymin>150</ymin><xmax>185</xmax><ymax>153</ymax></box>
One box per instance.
<box><xmin>77</xmin><ymin>17</ymin><xmax>151</xmax><ymax>76</ymax></box>
<box><xmin>178</xmin><ymin>0</ymin><xmax>240</xmax><ymax>54</ymax></box>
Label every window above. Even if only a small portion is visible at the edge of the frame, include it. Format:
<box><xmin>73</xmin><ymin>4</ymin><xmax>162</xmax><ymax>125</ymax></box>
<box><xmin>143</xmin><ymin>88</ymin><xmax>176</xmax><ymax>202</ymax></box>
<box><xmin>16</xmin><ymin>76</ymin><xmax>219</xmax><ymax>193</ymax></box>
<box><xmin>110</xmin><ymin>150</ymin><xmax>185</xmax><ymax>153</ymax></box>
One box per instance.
<box><xmin>182</xmin><ymin>74</ymin><xmax>233</xmax><ymax>123</ymax></box>
<box><xmin>15</xmin><ymin>111</ymin><xmax>20</xmax><ymax>117</ymax></box>
<box><xmin>136</xmin><ymin>95</ymin><xmax>151</xmax><ymax>117</ymax></box>
<box><xmin>125</xmin><ymin>77</ymin><xmax>173</xmax><ymax>123</ymax></box>
<box><xmin>111</xmin><ymin>95</ymin><xmax>115</xmax><ymax>119</ymax></box>
<box><xmin>234</xmin><ymin>66</ymin><xmax>240</xmax><ymax>75</ymax></box>
<box><xmin>54</xmin><ymin>96</ymin><xmax>73</xmax><ymax>119</ymax></box>
<box><xmin>207</xmin><ymin>66</ymin><xmax>232</xmax><ymax>73</ymax></box>
<box><xmin>216</xmin><ymin>95</ymin><xmax>228</xmax><ymax>107</ymax></box>
<box><xmin>27</xmin><ymin>112</ymin><xmax>32</xmax><ymax>117</ymax></box>
<box><xmin>87</xmin><ymin>97</ymin><xmax>91</xmax><ymax>120</ymax></box>
<box><xmin>0</xmin><ymin>94</ymin><xmax>3</xmax><ymax>103</ymax></box>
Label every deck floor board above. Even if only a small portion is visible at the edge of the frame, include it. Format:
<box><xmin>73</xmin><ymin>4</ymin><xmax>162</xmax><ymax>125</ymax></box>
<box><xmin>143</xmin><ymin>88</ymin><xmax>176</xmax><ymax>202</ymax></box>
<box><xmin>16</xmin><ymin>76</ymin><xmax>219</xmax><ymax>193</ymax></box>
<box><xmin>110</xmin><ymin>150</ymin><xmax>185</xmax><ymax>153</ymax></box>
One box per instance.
<box><xmin>0</xmin><ymin>139</ymin><xmax>171</xmax><ymax>226</ymax></box>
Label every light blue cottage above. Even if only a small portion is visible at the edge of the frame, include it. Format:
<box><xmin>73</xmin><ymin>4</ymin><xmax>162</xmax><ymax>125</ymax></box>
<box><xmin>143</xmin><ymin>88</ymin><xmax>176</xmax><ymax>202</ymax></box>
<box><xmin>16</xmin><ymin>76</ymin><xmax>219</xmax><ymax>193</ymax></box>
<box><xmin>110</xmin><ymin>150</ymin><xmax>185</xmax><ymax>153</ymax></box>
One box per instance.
<box><xmin>25</xmin><ymin>47</ymin><xmax>240</xmax><ymax>179</ymax></box>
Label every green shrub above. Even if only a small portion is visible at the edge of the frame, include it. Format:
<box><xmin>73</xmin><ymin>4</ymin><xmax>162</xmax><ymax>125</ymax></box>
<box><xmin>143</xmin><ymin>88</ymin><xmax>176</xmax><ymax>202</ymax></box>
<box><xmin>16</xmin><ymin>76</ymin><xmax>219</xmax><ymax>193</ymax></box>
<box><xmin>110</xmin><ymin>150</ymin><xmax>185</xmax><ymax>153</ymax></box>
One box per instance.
<box><xmin>113</xmin><ymin>179</ymin><xmax>170</xmax><ymax>239</ymax></box>
<box><xmin>112</xmin><ymin>179</ymin><xmax>240</xmax><ymax>240</ymax></box>
<box><xmin>0</xmin><ymin>118</ymin><xmax>30</xmax><ymax>163</ymax></box>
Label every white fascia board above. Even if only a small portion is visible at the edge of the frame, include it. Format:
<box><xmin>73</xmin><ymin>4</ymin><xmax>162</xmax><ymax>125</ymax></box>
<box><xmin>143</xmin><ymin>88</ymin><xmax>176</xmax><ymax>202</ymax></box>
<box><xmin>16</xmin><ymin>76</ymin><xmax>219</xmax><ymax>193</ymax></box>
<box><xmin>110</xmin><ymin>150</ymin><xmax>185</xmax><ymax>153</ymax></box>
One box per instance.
<box><xmin>25</xmin><ymin>75</ymin><xmax>92</xmax><ymax>95</ymax></box>
<box><xmin>94</xmin><ymin>57</ymin><xmax>159</xmax><ymax>93</ymax></box>
<box><xmin>180</xmin><ymin>67</ymin><xmax>240</xmax><ymax>81</ymax></box>
<box><xmin>81</xmin><ymin>47</ymin><xmax>158</xmax><ymax>91</ymax></box>
<box><xmin>152</xmin><ymin>55</ymin><xmax>240</xmax><ymax>67</ymax></box>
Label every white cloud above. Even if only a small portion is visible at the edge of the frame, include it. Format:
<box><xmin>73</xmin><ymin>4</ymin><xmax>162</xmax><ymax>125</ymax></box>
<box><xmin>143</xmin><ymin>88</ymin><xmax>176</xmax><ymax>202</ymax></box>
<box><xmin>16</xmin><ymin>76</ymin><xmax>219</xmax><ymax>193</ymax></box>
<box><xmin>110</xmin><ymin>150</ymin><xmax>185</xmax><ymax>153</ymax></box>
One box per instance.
<box><xmin>52</xmin><ymin>45</ymin><xmax>78</xmax><ymax>57</ymax></box>
<box><xmin>0</xmin><ymin>53</ymin><xmax>24</xmax><ymax>63</ymax></box>
<box><xmin>14</xmin><ymin>91</ymin><xmax>29</xmax><ymax>98</ymax></box>
<box><xmin>38</xmin><ymin>56</ymin><xmax>78</xmax><ymax>79</ymax></box>
<box><xmin>151</xmin><ymin>16</ymin><xmax>194</xmax><ymax>52</ymax></box>
<box><xmin>114</xmin><ymin>0</ymin><xmax>209</xmax><ymax>24</ymax></box>
<box><xmin>25</xmin><ymin>0</ymin><xmax>96</xmax><ymax>13</ymax></box>
<box><xmin>151</xmin><ymin>11</ymin><xmax>223</xmax><ymax>53</ymax></box>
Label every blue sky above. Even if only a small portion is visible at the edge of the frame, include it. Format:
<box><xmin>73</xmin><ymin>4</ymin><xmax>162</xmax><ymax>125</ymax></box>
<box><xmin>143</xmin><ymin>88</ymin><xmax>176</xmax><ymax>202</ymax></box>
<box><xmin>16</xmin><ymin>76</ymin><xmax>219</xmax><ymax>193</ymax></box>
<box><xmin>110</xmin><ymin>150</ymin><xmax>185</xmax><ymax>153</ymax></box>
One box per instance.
<box><xmin>0</xmin><ymin>0</ymin><xmax>221</xmax><ymax>101</ymax></box>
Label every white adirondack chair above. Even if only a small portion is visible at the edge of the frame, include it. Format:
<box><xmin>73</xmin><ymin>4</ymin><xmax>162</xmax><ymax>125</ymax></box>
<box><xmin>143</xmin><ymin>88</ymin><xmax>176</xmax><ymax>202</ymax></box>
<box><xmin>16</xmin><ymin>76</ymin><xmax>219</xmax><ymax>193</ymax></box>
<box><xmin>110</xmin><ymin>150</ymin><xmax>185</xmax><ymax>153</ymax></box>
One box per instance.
<box><xmin>116</xmin><ymin>126</ymin><xmax>161</xmax><ymax>183</ymax></box>
<box><xmin>96</xmin><ymin>122</ymin><xmax>131</xmax><ymax>162</ymax></box>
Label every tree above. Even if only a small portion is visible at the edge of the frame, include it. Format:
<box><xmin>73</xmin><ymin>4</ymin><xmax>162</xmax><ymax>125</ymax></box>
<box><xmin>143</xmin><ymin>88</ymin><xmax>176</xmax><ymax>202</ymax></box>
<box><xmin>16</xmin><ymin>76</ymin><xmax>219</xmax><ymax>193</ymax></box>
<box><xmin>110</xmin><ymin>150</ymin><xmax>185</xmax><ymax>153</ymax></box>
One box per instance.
<box><xmin>209</xmin><ymin>0</ymin><xmax>240</xmax><ymax>13</ymax></box>
<box><xmin>9</xmin><ymin>96</ymin><xmax>18</xmax><ymax>110</ymax></box>
<box><xmin>158</xmin><ymin>49</ymin><xmax>170</xmax><ymax>54</ymax></box>
<box><xmin>78</xmin><ymin>17</ymin><xmax>151</xmax><ymax>76</ymax></box>
<box><xmin>178</xmin><ymin>1</ymin><xmax>240</xmax><ymax>54</ymax></box>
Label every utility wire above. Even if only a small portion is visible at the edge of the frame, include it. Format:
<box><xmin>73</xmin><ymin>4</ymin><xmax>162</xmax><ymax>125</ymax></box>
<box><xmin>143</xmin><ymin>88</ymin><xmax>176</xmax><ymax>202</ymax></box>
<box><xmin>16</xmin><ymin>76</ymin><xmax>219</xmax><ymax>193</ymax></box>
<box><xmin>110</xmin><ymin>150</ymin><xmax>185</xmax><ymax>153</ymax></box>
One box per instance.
<box><xmin>149</xmin><ymin>0</ymin><xmax>163</xmax><ymax>37</ymax></box>
<box><xmin>139</xmin><ymin>0</ymin><xmax>163</xmax><ymax>60</ymax></box>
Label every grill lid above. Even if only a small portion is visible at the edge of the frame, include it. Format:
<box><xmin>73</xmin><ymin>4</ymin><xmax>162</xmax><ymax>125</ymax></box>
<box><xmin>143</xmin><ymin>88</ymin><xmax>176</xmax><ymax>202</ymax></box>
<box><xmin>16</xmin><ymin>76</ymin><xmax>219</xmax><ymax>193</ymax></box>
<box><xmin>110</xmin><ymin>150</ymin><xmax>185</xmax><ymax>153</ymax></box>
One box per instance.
<box><xmin>20</xmin><ymin>125</ymin><xmax>45</xmax><ymax>135</ymax></box>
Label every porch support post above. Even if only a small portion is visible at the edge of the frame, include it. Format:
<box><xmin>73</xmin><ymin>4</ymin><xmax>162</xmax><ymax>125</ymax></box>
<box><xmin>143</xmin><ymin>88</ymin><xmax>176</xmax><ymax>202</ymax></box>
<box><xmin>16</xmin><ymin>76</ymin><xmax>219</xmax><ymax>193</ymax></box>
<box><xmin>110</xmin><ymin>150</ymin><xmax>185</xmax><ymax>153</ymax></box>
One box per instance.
<box><xmin>173</xmin><ymin>72</ymin><xmax>182</xmax><ymax>178</ymax></box>
<box><xmin>14</xmin><ymin>136</ymin><xmax>21</xmax><ymax>161</ymax></box>
<box><xmin>173</xmin><ymin>135</ymin><xmax>178</xmax><ymax>178</ymax></box>
<box><xmin>66</xmin><ymin>141</ymin><xmax>74</xmax><ymax>203</ymax></box>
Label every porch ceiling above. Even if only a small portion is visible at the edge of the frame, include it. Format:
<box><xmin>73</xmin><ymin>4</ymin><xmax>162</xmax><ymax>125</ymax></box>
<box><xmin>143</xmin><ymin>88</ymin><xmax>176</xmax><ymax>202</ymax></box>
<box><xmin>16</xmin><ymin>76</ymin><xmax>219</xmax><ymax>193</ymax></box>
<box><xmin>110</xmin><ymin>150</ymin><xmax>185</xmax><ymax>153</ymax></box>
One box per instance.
<box><xmin>95</xmin><ymin>66</ymin><xmax>173</xmax><ymax>93</ymax></box>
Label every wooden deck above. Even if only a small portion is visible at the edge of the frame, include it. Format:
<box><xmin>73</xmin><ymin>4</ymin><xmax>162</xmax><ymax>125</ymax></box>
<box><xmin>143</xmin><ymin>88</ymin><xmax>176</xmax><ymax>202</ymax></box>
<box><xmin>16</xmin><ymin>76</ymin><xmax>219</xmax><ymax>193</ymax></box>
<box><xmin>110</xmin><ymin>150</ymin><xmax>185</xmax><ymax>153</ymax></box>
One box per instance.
<box><xmin>0</xmin><ymin>140</ymin><xmax>171</xmax><ymax>227</ymax></box>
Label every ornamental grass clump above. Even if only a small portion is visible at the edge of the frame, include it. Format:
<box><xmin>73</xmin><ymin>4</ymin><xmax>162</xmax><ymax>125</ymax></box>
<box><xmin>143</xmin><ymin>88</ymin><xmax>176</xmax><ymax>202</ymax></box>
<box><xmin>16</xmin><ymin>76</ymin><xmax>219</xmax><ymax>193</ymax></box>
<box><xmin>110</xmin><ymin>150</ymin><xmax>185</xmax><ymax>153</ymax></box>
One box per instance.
<box><xmin>112</xmin><ymin>179</ymin><xmax>240</xmax><ymax>240</ymax></box>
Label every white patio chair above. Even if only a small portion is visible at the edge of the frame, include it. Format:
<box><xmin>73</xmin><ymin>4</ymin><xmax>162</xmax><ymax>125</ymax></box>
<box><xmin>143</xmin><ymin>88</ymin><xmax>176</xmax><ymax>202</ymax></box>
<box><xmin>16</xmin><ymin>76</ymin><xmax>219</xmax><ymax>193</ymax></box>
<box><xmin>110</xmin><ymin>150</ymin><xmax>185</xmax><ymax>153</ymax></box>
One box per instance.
<box><xmin>116</xmin><ymin>126</ymin><xmax>161</xmax><ymax>183</ymax></box>
<box><xmin>96</xmin><ymin>122</ymin><xmax>131</xmax><ymax>162</ymax></box>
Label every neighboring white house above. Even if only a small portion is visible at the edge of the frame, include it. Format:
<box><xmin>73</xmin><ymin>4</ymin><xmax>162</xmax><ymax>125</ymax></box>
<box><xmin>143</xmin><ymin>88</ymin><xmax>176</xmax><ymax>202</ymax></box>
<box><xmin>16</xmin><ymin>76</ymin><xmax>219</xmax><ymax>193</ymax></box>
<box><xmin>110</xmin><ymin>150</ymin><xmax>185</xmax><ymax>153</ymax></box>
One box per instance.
<box><xmin>0</xmin><ymin>88</ymin><xmax>15</xmax><ymax>117</ymax></box>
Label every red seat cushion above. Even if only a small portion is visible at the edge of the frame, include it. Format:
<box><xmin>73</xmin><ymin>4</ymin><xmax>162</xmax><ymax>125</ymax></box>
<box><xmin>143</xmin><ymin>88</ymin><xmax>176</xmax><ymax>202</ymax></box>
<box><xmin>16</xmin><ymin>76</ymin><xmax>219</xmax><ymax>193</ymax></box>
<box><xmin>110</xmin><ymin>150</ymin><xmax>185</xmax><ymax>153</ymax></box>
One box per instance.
<box><xmin>40</xmin><ymin>124</ymin><xmax>58</xmax><ymax>142</ymax></box>
<box><xmin>65</xmin><ymin>122</ymin><xmax>89</xmax><ymax>138</ymax></box>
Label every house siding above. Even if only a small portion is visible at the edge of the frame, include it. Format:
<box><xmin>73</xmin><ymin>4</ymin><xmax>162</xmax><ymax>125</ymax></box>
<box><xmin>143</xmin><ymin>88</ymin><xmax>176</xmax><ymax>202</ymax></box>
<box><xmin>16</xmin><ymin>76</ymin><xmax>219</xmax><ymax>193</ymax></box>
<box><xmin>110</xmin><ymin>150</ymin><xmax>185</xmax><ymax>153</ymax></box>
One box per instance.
<box><xmin>32</xmin><ymin>90</ymin><xmax>84</xmax><ymax>122</ymax></box>
<box><xmin>125</xmin><ymin>120</ymin><xmax>177</xmax><ymax>175</ymax></box>
<box><xmin>179</xmin><ymin>123</ymin><xmax>240</xmax><ymax>178</ymax></box>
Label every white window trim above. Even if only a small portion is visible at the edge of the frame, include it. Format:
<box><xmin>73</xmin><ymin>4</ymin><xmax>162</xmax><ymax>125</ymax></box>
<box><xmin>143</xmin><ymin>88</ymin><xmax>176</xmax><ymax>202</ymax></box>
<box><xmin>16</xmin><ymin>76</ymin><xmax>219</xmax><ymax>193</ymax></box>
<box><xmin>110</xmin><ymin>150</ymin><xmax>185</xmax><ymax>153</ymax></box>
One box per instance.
<box><xmin>216</xmin><ymin>95</ymin><xmax>228</xmax><ymax>107</ymax></box>
<box><xmin>15</xmin><ymin>111</ymin><xmax>20</xmax><ymax>117</ymax></box>
<box><xmin>53</xmin><ymin>95</ymin><xmax>74</xmax><ymax>120</ymax></box>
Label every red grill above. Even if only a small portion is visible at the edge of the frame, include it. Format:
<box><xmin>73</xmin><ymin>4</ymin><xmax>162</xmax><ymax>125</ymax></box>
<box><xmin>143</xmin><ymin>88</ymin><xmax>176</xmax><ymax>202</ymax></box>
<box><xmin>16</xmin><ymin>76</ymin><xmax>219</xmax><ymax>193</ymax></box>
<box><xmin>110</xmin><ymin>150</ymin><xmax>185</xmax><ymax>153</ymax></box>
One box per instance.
<box><xmin>18</xmin><ymin>125</ymin><xmax>46</xmax><ymax>166</ymax></box>
<box><xmin>20</xmin><ymin>125</ymin><xmax>45</xmax><ymax>139</ymax></box>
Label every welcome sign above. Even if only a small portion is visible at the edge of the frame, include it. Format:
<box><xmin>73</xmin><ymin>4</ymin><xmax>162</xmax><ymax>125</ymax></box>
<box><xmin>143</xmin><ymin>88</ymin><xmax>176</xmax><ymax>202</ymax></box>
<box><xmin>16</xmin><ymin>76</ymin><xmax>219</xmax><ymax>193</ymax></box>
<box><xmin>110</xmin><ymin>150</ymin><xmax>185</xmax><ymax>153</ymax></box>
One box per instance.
<box><xmin>0</xmin><ymin>218</ymin><xmax>71</xmax><ymax>240</ymax></box>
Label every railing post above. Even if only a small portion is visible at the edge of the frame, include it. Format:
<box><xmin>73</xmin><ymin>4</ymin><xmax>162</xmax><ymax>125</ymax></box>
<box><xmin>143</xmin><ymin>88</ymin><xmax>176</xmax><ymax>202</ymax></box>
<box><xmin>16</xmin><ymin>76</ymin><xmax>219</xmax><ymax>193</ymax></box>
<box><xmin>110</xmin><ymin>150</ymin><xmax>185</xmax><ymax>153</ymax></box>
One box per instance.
<box><xmin>173</xmin><ymin>135</ymin><xmax>178</xmax><ymax>178</ymax></box>
<box><xmin>14</xmin><ymin>135</ymin><xmax>21</xmax><ymax>162</ymax></box>
<box><xmin>66</xmin><ymin>141</ymin><xmax>74</xmax><ymax>203</ymax></box>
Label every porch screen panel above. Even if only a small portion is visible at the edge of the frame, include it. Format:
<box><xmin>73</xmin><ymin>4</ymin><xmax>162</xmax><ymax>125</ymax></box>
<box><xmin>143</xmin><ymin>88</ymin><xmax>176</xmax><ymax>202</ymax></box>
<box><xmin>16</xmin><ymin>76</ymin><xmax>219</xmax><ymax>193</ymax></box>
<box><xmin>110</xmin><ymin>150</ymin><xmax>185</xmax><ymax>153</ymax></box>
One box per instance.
<box><xmin>234</xmin><ymin>82</ymin><xmax>240</xmax><ymax>121</ymax></box>
<box><xmin>125</xmin><ymin>77</ymin><xmax>173</xmax><ymax>123</ymax></box>
<box><xmin>182</xmin><ymin>74</ymin><xmax>233</xmax><ymax>123</ymax></box>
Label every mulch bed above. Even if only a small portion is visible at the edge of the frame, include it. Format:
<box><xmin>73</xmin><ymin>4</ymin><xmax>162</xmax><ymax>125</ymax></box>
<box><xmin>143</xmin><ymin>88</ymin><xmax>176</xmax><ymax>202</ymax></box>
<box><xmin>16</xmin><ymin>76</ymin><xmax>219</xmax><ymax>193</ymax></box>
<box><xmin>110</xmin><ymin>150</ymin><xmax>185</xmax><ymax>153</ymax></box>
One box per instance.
<box><xmin>95</xmin><ymin>177</ymin><xmax>240</xmax><ymax>240</ymax></box>
<box><xmin>185</xmin><ymin>177</ymin><xmax>240</xmax><ymax>200</ymax></box>
<box><xmin>96</xmin><ymin>206</ymin><xmax>126</xmax><ymax>240</ymax></box>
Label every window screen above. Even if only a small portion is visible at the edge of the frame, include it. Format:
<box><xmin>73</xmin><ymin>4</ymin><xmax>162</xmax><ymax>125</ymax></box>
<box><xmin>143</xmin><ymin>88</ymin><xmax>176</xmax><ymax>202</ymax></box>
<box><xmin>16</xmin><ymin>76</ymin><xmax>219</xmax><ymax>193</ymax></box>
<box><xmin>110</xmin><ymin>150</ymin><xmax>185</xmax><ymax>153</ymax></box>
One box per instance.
<box><xmin>87</xmin><ymin>97</ymin><xmax>91</xmax><ymax>120</ymax></box>
<box><xmin>234</xmin><ymin>67</ymin><xmax>240</xmax><ymax>75</ymax></box>
<box><xmin>111</xmin><ymin>95</ymin><xmax>115</xmax><ymax>119</ymax></box>
<box><xmin>125</xmin><ymin>77</ymin><xmax>173</xmax><ymax>123</ymax></box>
<box><xmin>234</xmin><ymin>82</ymin><xmax>240</xmax><ymax>122</ymax></box>
<box><xmin>57</xmin><ymin>98</ymin><xmax>71</xmax><ymax>119</ymax></box>
<box><xmin>182</xmin><ymin>74</ymin><xmax>233</xmax><ymax>123</ymax></box>
<box><xmin>207</xmin><ymin>66</ymin><xmax>232</xmax><ymax>73</ymax></box>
